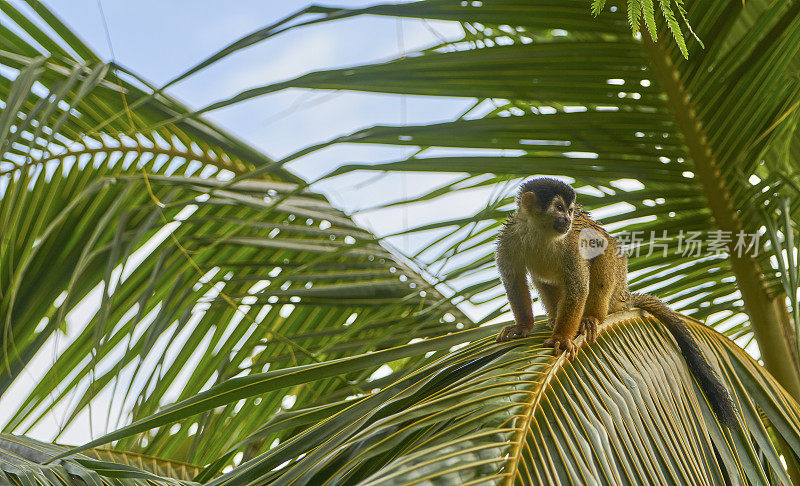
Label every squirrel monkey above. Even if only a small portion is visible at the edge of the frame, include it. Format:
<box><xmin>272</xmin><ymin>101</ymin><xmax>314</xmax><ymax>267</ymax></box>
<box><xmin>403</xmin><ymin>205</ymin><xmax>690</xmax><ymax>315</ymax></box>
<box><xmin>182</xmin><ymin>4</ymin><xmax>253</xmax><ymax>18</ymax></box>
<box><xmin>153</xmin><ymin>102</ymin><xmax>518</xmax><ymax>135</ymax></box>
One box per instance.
<box><xmin>495</xmin><ymin>178</ymin><xmax>738</xmax><ymax>428</ymax></box>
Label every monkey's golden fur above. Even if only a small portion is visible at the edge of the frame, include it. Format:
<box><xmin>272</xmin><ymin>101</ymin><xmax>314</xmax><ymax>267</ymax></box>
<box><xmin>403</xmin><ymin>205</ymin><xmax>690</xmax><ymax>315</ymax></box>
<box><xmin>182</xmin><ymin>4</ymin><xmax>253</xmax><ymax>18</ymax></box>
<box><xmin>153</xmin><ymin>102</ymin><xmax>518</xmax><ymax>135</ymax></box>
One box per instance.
<box><xmin>495</xmin><ymin>178</ymin><xmax>626</xmax><ymax>357</ymax></box>
<box><xmin>495</xmin><ymin>178</ymin><xmax>738</xmax><ymax>428</ymax></box>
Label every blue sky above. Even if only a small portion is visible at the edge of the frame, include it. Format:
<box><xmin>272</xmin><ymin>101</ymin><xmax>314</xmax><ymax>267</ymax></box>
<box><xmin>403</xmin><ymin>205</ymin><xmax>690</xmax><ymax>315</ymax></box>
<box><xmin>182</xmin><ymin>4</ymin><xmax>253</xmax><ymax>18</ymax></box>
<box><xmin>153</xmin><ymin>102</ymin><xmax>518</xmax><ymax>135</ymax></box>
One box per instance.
<box><xmin>42</xmin><ymin>0</ymin><xmax>491</xmax><ymax>256</ymax></box>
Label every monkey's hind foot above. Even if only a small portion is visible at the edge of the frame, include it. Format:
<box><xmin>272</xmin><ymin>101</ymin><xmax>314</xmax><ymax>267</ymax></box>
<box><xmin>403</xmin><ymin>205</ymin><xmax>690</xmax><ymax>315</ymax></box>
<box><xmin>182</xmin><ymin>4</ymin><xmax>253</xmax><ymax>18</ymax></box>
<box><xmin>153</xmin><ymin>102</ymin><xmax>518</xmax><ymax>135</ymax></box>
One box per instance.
<box><xmin>579</xmin><ymin>316</ymin><xmax>599</xmax><ymax>343</ymax></box>
<box><xmin>543</xmin><ymin>335</ymin><xmax>577</xmax><ymax>360</ymax></box>
<box><xmin>496</xmin><ymin>324</ymin><xmax>532</xmax><ymax>343</ymax></box>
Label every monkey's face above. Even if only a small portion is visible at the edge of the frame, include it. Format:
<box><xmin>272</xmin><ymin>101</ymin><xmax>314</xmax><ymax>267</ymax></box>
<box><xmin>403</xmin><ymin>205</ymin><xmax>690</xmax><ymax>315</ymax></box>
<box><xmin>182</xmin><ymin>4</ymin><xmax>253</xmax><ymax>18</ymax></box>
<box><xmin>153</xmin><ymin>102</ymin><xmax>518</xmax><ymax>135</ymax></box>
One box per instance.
<box><xmin>519</xmin><ymin>191</ymin><xmax>575</xmax><ymax>236</ymax></box>
<box><xmin>547</xmin><ymin>196</ymin><xmax>575</xmax><ymax>234</ymax></box>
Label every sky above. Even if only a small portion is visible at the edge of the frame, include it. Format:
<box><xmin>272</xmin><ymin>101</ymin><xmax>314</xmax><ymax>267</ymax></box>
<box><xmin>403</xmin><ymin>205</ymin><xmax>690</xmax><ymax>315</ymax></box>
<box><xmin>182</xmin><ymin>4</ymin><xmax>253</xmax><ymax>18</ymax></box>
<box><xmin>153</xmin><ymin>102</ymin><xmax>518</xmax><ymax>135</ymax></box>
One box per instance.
<box><xmin>40</xmin><ymin>0</ymin><xmax>491</xmax><ymax>256</ymax></box>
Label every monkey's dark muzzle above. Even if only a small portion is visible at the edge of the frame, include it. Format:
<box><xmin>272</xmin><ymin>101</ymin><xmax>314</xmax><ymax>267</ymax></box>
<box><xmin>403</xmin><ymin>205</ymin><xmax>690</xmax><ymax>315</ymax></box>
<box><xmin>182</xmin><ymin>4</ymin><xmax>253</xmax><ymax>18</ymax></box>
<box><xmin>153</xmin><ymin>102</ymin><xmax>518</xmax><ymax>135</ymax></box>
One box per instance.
<box><xmin>553</xmin><ymin>217</ymin><xmax>571</xmax><ymax>234</ymax></box>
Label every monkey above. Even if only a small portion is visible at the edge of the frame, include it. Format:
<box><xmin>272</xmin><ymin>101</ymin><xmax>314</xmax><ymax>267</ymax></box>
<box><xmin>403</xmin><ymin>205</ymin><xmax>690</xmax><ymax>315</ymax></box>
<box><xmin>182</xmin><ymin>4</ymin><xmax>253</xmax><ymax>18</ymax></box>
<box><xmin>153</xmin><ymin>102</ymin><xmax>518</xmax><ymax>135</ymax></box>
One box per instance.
<box><xmin>494</xmin><ymin>177</ymin><xmax>738</xmax><ymax>429</ymax></box>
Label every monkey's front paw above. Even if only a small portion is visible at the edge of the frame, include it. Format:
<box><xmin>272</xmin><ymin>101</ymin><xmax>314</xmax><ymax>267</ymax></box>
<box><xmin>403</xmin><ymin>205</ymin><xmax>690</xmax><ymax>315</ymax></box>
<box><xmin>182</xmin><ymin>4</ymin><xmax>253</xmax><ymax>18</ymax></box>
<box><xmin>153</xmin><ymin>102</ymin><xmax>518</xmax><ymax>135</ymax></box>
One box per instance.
<box><xmin>495</xmin><ymin>325</ymin><xmax>532</xmax><ymax>343</ymax></box>
<box><xmin>543</xmin><ymin>335</ymin><xmax>578</xmax><ymax>360</ymax></box>
<box><xmin>579</xmin><ymin>316</ymin><xmax>599</xmax><ymax>343</ymax></box>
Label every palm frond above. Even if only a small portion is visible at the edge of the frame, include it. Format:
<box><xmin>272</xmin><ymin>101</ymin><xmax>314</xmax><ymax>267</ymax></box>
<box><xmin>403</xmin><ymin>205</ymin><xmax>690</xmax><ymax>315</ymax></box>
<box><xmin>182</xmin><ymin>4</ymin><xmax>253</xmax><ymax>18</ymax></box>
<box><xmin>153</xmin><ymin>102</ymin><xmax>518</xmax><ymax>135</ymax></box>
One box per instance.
<box><xmin>0</xmin><ymin>1</ymin><xmax>468</xmax><ymax>468</ymax></box>
<box><xmin>199</xmin><ymin>313</ymin><xmax>800</xmax><ymax>485</ymax></box>
<box><xmin>0</xmin><ymin>433</ymin><xmax>197</xmax><ymax>485</ymax></box>
<box><xmin>161</xmin><ymin>0</ymin><xmax>800</xmax><ymax>369</ymax></box>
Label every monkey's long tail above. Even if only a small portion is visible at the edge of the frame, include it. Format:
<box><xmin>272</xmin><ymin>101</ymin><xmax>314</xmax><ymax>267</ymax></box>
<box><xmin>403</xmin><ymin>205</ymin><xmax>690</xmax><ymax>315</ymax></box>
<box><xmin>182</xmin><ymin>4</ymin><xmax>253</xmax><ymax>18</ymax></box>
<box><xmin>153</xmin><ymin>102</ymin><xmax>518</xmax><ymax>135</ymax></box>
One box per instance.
<box><xmin>629</xmin><ymin>293</ymin><xmax>739</xmax><ymax>429</ymax></box>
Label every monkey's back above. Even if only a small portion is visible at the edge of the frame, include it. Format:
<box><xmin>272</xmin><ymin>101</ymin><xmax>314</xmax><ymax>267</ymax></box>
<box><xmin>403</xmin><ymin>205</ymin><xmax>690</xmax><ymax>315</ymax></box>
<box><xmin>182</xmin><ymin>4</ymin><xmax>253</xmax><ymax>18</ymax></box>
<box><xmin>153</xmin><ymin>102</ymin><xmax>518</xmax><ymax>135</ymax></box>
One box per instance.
<box><xmin>570</xmin><ymin>208</ymin><xmax>630</xmax><ymax>312</ymax></box>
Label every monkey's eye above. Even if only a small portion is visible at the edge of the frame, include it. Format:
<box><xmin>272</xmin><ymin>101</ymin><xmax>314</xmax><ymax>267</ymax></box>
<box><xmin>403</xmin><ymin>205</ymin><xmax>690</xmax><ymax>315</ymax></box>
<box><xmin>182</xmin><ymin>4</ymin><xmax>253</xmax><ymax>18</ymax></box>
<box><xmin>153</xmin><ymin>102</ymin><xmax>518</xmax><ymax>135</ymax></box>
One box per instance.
<box><xmin>556</xmin><ymin>203</ymin><xmax>564</xmax><ymax>211</ymax></box>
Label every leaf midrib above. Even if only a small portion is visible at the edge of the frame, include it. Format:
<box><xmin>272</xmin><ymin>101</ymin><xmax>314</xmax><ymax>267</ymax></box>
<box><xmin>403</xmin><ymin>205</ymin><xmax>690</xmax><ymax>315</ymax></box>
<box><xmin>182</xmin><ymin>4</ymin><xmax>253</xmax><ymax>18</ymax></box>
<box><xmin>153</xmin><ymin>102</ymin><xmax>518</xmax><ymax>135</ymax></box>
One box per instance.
<box><xmin>502</xmin><ymin>309</ymin><xmax>646</xmax><ymax>485</ymax></box>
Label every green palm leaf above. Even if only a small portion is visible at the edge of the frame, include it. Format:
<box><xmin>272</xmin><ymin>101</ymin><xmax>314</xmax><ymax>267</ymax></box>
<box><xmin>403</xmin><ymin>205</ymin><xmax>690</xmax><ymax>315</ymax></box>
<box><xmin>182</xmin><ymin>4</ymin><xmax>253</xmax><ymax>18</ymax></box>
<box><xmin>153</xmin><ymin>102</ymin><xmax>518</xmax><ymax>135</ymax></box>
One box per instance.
<box><xmin>0</xmin><ymin>1</ymin><xmax>467</xmax><ymax>468</ymax></box>
<box><xmin>0</xmin><ymin>433</ymin><xmax>198</xmax><ymax>485</ymax></box>
<box><xmin>161</xmin><ymin>0</ymin><xmax>800</xmax><ymax>399</ymax></box>
<box><xmin>5</xmin><ymin>0</ymin><xmax>800</xmax><ymax>483</ymax></box>
<box><xmin>211</xmin><ymin>312</ymin><xmax>800</xmax><ymax>485</ymax></box>
<box><xmin>78</xmin><ymin>445</ymin><xmax>206</xmax><ymax>482</ymax></box>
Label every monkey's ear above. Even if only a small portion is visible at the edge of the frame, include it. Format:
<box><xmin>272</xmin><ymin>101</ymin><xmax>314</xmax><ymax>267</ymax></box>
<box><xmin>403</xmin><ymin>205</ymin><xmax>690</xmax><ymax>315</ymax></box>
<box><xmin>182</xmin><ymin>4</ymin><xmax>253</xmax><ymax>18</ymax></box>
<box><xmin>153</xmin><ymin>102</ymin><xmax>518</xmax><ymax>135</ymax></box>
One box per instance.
<box><xmin>519</xmin><ymin>191</ymin><xmax>538</xmax><ymax>213</ymax></box>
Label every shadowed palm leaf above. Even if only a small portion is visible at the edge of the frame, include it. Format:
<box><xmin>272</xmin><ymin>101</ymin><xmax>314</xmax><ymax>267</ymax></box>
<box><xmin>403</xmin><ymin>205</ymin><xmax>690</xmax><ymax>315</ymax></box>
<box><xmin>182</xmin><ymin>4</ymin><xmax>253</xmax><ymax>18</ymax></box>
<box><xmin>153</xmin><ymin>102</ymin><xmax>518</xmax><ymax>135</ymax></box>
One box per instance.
<box><xmin>140</xmin><ymin>313</ymin><xmax>800</xmax><ymax>485</ymax></box>
<box><xmin>0</xmin><ymin>433</ymin><xmax>199</xmax><ymax>485</ymax></box>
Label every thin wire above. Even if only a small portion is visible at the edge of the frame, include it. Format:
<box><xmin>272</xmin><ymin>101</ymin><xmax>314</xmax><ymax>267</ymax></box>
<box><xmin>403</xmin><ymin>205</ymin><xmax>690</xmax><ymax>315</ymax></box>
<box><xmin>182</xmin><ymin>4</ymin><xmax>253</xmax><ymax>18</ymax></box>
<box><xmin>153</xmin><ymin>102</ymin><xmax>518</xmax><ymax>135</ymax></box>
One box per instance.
<box><xmin>96</xmin><ymin>0</ymin><xmax>116</xmax><ymax>60</ymax></box>
<box><xmin>397</xmin><ymin>17</ymin><xmax>409</xmax><ymax>253</ymax></box>
<box><xmin>81</xmin><ymin>0</ymin><xmax>118</xmax><ymax>442</ymax></box>
<box><xmin>263</xmin><ymin>91</ymin><xmax>341</xmax><ymax>126</ymax></box>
